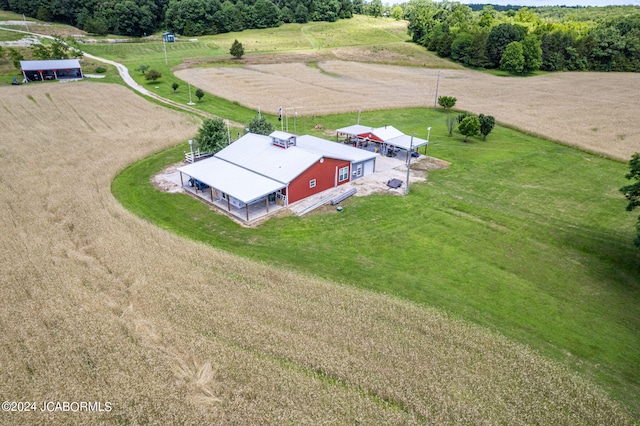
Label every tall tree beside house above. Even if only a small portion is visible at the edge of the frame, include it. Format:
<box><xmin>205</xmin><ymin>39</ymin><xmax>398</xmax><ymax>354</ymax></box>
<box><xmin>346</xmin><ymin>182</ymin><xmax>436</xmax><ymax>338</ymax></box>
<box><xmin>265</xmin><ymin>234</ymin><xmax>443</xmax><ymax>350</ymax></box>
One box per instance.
<box><xmin>195</xmin><ymin>118</ymin><xmax>228</xmax><ymax>153</ymax></box>
<box><xmin>620</xmin><ymin>153</ymin><xmax>640</xmax><ymax>248</ymax></box>
<box><xmin>230</xmin><ymin>39</ymin><xmax>244</xmax><ymax>59</ymax></box>
<box><xmin>247</xmin><ymin>115</ymin><xmax>274</xmax><ymax>135</ymax></box>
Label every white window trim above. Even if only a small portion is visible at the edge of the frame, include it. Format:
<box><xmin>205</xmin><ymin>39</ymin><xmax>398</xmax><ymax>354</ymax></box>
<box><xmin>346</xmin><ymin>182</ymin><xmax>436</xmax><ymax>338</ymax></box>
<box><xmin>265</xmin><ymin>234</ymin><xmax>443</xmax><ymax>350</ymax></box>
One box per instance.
<box><xmin>310</xmin><ymin>179</ymin><xmax>316</xmax><ymax>188</ymax></box>
<box><xmin>339</xmin><ymin>166</ymin><xmax>349</xmax><ymax>182</ymax></box>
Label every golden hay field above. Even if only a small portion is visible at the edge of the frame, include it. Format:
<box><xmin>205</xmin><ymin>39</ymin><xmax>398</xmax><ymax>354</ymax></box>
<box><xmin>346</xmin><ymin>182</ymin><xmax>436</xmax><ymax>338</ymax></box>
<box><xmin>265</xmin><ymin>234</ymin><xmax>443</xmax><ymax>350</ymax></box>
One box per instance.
<box><xmin>176</xmin><ymin>61</ymin><xmax>640</xmax><ymax>161</ymax></box>
<box><xmin>0</xmin><ymin>82</ymin><xmax>634</xmax><ymax>424</ymax></box>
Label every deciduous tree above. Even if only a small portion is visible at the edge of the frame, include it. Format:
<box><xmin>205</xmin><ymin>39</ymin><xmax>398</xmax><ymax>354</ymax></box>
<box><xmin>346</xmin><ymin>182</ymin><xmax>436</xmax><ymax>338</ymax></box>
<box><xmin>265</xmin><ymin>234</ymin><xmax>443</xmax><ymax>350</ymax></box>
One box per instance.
<box><xmin>145</xmin><ymin>69</ymin><xmax>162</xmax><ymax>82</ymax></box>
<box><xmin>437</xmin><ymin>95</ymin><xmax>457</xmax><ymax>109</ymax></box>
<box><xmin>458</xmin><ymin>115</ymin><xmax>480</xmax><ymax>142</ymax></box>
<box><xmin>195</xmin><ymin>88</ymin><xmax>204</xmax><ymax>102</ymax></box>
<box><xmin>500</xmin><ymin>41</ymin><xmax>525</xmax><ymax>74</ymax></box>
<box><xmin>390</xmin><ymin>5</ymin><xmax>403</xmax><ymax>21</ymax></box>
<box><xmin>478</xmin><ymin>114</ymin><xmax>495</xmax><ymax>141</ymax></box>
<box><xmin>620</xmin><ymin>153</ymin><xmax>640</xmax><ymax>248</ymax></box>
<box><xmin>172</xmin><ymin>82</ymin><xmax>179</xmax><ymax>93</ymax></box>
<box><xmin>487</xmin><ymin>23</ymin><xmax>527</xmax><ymax>67</ymax></box>
<box><xmin>247</xmin><ymin>115</ymin><xmax>274</xmax><ymax>135</ymax></box>
<box><xmin>522</xmin><ymin>34</ymin><xmax>542</xmax><ymax>72</ymax></box>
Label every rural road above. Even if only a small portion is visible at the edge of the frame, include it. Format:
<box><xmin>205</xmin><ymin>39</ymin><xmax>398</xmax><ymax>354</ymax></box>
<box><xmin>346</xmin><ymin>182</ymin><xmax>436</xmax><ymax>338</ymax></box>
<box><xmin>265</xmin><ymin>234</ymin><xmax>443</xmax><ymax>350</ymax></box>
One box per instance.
<box><xmin>0</xmin><ymin>26</ymin><xmax>236</xmax><ymax>124</ymax></box>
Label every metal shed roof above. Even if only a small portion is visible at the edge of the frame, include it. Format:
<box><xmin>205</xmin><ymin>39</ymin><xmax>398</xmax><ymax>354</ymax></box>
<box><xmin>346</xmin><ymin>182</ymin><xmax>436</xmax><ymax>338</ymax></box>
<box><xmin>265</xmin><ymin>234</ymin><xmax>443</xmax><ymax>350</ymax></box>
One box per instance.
<box><xmin>177</xmin><ymin>156</ymin><xmax>285</xmax><ymax>204</ymax></box>
<box><xmin>20</xmin><ymin>59</ymin><xmax>81</xmax><ymax>71</ymax></box>
<box><xmin>336</xmin><ymin>124</ymin><xmax>374</xmax><ymax>136</ymax></box>
<box><xmin>297</xmin><ymin>135</ymin><xmax>377</xmax><ymax>163</ymax></box>
<box><xmin>385</xmin><ymin>134</ymin><xmax>429</xmax><ymax>150</ymax></box>
<box><xmin>364</xmin><ymin>125</ymin><xmax>404</xmax><ymax>142</ymax></box>
<box><xmin>216</xmin><ymin>133</ymin><xmax>321</xmax><ymax>183</ymax></box>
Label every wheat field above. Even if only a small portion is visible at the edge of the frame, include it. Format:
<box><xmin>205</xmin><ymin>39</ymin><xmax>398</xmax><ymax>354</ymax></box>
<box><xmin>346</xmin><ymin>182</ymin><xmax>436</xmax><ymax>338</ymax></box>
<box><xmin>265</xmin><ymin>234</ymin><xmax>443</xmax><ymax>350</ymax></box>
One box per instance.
<box><xmin>176</xmin><ymin>61</ymin><xmax>640</xmax><ymax>161</ymax></box>
<box><xmin>0</xmin><ymin>82</ymin><xmax>633</xmax><ymax>424</ymax></box>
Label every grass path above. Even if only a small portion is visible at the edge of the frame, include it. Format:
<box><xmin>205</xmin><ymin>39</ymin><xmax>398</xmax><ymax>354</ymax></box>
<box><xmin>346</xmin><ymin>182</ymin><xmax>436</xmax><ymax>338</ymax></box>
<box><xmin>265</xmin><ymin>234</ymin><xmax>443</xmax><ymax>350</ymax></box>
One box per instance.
<box><xmin>301</xmin><ymin>24</ymin><xmax>321</xmax><ymax>49</ymax></box>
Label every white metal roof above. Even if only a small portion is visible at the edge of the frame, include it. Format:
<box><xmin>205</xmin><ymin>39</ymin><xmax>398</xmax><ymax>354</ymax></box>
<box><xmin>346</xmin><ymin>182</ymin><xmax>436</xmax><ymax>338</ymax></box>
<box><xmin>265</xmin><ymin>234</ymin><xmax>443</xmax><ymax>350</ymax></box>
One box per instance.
<box><xmin>20</xmin><ymin>59</ymin><xmax>81</xmax><ymax>71</ymax></box>
<box><xmin>367</xmin><ymin>125</ymin><xmax>404</xmax><ymax>142</ymax></box>
<box><xmin>297</xmin><ymin>135</ymin><xmax>377</xmax><ymax>163</ymax></box>
<box><xmin>336</xmin><ymin>124</ymin><xmax>373</xmax><ymax>136</ymax></box>
<box><xmin>269</xmin><ymin>130</ymin><xmax>296</xmax><ymax>140</ymax></box>
<box><xmin>216</xmin><ymin>133</ymin><xmax>321</xmax><ymax>183</ymax></box>
<box><xmin>177</xmin><ymin>156</ymin><xmax>285</xmax><ymax>204</ymax></box>
<box><xmin>385</xmin><ymin>134</ymin><xmax>429</xmax><ymax>150</ymax></box>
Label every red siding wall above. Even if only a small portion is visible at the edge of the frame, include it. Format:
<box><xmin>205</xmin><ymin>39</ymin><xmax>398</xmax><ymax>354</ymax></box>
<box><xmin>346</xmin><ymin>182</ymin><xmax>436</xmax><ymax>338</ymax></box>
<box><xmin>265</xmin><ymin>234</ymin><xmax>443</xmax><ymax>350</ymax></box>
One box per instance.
<box><xmin>288</xmin><ymin>158</ymin><xmax>350</xmax><ymax>204</ymax></box>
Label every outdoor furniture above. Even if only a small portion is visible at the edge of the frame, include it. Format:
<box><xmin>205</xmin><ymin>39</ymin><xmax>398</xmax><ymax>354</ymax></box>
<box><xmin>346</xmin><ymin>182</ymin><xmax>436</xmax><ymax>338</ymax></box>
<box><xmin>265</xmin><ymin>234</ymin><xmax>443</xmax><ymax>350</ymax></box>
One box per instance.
<box><xmin>387</xmin><ymin>178</ymin><xmax>402</xmax><ymax>189</ymax></box>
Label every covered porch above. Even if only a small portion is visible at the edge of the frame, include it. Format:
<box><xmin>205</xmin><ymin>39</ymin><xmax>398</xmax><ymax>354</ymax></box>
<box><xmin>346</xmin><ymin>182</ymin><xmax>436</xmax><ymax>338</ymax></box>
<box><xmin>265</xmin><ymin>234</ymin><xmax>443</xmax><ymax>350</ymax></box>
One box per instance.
<box><xmin>177</xmin><ymin>157</ymin><xmax>287</xmax><ymax>224</ymax></box>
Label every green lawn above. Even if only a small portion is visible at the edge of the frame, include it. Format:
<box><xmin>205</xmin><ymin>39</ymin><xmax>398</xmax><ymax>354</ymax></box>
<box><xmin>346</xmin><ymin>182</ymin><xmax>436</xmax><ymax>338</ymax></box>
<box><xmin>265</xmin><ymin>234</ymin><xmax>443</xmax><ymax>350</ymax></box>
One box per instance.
<box><xmin>113</xmin><ymin>107</ymin><xmax>640</xmax><ymax>417</ymax></box>
<box><xmin>7</xmin><ymin>11</ymin><xmax>638</xmax><ymax>416</ymax></box>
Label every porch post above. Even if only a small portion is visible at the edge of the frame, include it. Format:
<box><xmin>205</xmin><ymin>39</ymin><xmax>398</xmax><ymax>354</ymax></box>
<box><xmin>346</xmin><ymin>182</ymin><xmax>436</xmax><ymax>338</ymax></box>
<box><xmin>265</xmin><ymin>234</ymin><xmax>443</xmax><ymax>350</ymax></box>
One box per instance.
<box><xmin>246</xmin><ymin>204</ymin><xmax>249</xmax><ymax>222</ymax></box>
<box><xmin>179</xmin><ymin>171</ymin><xmax>184</xmax><ymax>187</ymax></box>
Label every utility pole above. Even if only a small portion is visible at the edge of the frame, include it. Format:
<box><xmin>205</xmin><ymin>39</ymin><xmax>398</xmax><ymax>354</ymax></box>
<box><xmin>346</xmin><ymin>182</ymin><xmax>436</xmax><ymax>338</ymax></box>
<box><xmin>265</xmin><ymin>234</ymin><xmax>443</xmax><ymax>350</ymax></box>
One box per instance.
<box><xmin>163</xmin><ymin>38</ymin><xmax>168</xmax><ymax>65</ymax></box>
<box><xmin>433</xmin><ymin>70</ymin><xmax>440</xmax><ymax>110</ymax></box>
<box><xmin>405</xmin><ymin>133</ymin><xmax>414</xmax><ymax>195</ymax></box>
<box><xmin>187</xmin><ymin>82</ymin><xmax>195</xmax><ymax>105</ymax></box>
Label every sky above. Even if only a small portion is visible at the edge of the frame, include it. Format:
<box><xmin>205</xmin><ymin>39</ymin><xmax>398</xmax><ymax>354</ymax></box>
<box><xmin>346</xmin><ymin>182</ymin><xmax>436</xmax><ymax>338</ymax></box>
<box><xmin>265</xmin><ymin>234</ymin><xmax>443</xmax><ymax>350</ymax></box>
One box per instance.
<box><xmin>450</xmin><ymin>0</ymin><xmax>640</xmax><ymax>5</ymax></box>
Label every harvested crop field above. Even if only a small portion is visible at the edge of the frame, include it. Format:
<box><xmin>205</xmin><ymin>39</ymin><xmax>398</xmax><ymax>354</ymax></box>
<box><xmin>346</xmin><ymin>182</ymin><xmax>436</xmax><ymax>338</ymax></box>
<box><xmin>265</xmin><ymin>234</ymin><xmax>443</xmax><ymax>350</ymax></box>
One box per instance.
<box><xmin>0</xmin><ymin>82</ymin><xmax>634</xmax><ymax>424</ymax></box>
<box><xmin>176</xmin><ymin>61</ymin><xmax>640</xmax><ymax>161</ymax></box>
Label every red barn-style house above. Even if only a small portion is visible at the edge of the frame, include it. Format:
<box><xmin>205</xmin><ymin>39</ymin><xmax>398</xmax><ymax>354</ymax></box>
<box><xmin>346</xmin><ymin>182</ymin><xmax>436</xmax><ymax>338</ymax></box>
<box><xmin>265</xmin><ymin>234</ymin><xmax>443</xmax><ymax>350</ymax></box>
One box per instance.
<box><xmin>177</xmin><ymin>131</ymin><xmax>377</xmax><ymax>223</ymax></box>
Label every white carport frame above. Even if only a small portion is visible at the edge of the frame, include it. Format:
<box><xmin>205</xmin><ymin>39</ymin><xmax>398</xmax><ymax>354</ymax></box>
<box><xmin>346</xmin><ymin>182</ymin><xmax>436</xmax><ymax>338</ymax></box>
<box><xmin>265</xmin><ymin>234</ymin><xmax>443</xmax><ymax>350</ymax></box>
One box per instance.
<box><xmin>177</xmin><ymin>157</ymin><xmax>286</xmax><ymax>223</ymax></box>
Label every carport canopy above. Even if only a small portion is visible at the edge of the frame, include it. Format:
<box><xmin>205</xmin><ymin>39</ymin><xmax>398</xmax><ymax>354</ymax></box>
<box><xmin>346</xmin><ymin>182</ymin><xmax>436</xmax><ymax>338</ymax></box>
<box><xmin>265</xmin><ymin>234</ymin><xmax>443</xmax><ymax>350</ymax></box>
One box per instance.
<box><xmin>178</xmin><ymin>157</ymin><xmax>285</xmax><ymax>204</ymax></box>
<box><xmin>20</xmin><ymin>59</ymin><xmax>81</xmax><ymax>72</ymax></box>
<box><xmin>385</xmin><ymin>134</ymin><xmax>429</xmax><ymax>151</ymax></box>
<box><xmin>336</xmin><ymin>124</ymin><xmax>374</xmax><ymax>137</ymax></box>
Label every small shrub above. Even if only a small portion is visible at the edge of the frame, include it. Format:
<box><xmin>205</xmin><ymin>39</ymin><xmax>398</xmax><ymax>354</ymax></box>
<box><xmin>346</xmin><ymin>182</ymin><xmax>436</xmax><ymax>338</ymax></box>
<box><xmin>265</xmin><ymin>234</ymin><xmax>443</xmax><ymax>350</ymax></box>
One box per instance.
<box><xmin>95</xmin><ymin>67</ymin><xmax>107</xmax><ymax>74</ymax></box>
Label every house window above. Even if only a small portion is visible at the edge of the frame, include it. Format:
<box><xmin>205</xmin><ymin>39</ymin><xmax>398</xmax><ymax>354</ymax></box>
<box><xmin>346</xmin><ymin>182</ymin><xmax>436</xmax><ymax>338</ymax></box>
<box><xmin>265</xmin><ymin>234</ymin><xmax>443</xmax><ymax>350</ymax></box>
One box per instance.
<box><xmin>310</xmin><ymin>179</ymin><xmax>316</xmax><ymax>188</ymax></box>
<box><xmin>339</xmin><ymin>166</ymin><xmax>349</xmax><ymax>182</ymax></box>
<box><xmin>356</xmin><ymin>165</ymin><xmax>363</xmax><ymax>177</ymax></box>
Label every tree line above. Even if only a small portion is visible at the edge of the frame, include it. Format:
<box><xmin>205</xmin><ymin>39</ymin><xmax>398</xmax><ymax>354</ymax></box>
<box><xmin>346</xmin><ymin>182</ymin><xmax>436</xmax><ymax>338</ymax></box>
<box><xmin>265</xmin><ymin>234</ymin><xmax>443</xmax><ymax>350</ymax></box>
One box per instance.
<box><xmin>403</xmin><ymin>0</ymin><xmax>640</xmax><ymax>73</ymax></box>
<box><xmin>0</xmin><ymin>0</ymin><xmax>353</xmax><ymax>37</ymax></box>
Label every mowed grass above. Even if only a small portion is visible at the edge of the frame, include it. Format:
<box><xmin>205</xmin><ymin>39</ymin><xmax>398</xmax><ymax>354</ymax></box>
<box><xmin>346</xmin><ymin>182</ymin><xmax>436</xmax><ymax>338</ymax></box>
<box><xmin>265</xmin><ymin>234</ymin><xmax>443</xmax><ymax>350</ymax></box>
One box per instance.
<box><xmin>114</xmin><ymin>108</ymin><xmax>640</xmax><ymax>416</ymax></box>
<box><xmin>3</xmin><ymin>83</ymin><xmax>634</xmax><ymax>424</ymax></box>
<box><xmin>78</xmin><ymin>15</ymin><xmax>413</xmax><ymax>62</ymax></box>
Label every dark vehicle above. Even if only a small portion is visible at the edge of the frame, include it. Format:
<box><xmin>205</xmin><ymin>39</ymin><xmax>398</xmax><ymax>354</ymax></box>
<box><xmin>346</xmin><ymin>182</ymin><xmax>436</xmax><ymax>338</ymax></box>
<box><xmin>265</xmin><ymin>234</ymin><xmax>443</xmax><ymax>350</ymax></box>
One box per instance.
<box><xmin>188</xmin><ymin>177</ymin><xmax>209</xmax><ymax>191</ymax></box>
